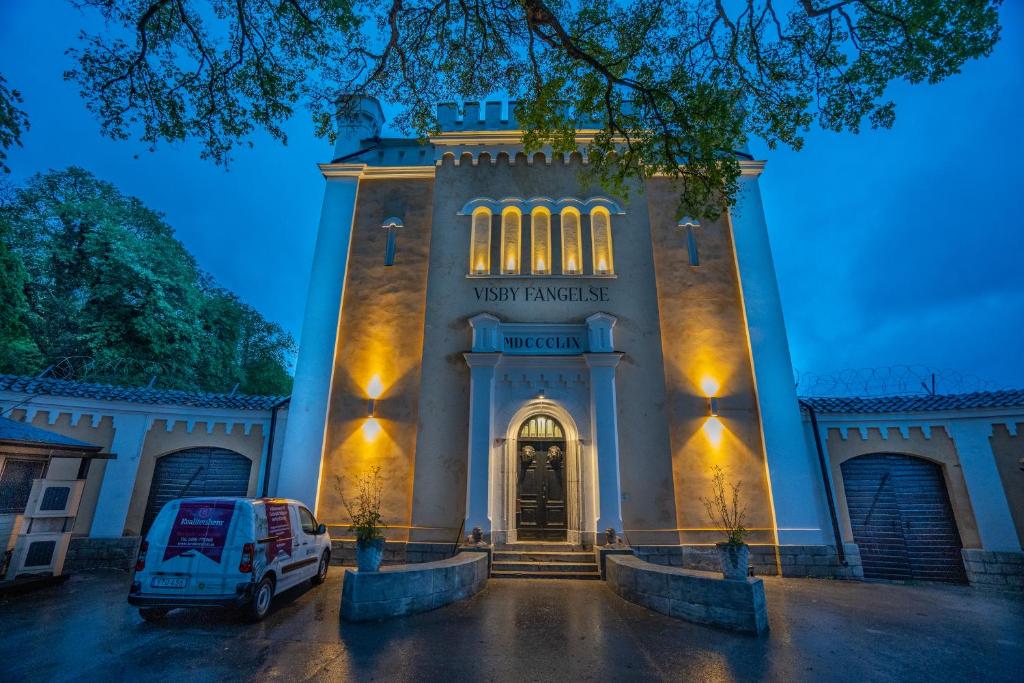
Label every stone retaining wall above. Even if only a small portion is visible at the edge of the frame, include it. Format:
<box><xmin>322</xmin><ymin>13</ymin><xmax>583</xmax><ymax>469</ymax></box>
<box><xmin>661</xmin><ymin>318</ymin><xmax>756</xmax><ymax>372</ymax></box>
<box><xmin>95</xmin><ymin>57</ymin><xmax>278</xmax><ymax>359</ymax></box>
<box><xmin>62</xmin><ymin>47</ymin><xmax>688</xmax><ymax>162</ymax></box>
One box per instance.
<box><xmin>605</xmin><ymin>554</ymin><xmax>768</xmax><ymax>635</ymax></box>
<box><xmin>330</xmin><ymin>540</ymin><xmax>455</xmax><ymax>566</ymax></box>
<box><xmin>64</xmin><ymin>537</ymin><xmax>141</xmax><ymax>572</ymax></box>
<box><xmin>340</xmin><ymin>551</ymin><xmax>489</xmax><ymax>622</ymax></box>
<box><xmin>632</xmin><ymin>544</ymin><xmax>863</xmax><ymax>579</ymax></box>
<box><xmin>962</xmin><ymin>549</ymin><xmax>1024</xmax><ymax>591</ymax></box>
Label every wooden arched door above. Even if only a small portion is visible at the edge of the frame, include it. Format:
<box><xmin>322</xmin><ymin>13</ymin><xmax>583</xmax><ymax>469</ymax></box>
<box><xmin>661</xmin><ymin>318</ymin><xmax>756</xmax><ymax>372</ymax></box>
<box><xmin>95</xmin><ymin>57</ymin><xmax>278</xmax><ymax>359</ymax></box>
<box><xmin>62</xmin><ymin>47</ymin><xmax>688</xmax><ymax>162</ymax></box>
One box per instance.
<box><xmin>515</xmin><ymin>415</ymin><xmax>568</xmax><ymax>541</ymax></box>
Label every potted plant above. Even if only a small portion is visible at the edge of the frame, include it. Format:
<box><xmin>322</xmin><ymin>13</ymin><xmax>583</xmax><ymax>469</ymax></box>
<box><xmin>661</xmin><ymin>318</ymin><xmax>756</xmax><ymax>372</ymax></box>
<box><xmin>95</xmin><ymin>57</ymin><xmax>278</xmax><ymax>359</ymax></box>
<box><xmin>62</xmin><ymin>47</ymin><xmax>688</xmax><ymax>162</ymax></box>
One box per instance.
<box><xmin>700</xmin><ymin>465</ymin><xmax>750</xmax><ymax>580</ymax></box>
<box><xmin>339</xmin><ymin>466</ymin><xmax>387</xmax><ymax>572</ymax></box>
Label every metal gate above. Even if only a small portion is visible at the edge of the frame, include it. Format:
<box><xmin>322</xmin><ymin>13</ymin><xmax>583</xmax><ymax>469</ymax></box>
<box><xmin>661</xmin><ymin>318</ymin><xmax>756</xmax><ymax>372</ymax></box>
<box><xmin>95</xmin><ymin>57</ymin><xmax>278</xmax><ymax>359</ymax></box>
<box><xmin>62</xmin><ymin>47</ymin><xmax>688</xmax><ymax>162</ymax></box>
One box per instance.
<box><xmin>841</xmin><ymin>453</ymin><xmax>966</xmax><ymax>583</ymax></box>
<box><xmin>142</xmin><ymin>447</ymin><xmax>252</xmax><ymax>534</ymax></box>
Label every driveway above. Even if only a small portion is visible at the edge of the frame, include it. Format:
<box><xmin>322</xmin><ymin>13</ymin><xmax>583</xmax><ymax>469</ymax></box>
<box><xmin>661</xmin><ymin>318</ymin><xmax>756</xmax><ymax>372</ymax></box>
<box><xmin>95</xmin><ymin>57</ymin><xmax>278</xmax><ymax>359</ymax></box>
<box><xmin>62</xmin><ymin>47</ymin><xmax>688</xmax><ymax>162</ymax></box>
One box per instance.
<box><xmin>0</xmin><ymin>569</ymin><xmax>1021</xmax><ymax>682</ymax></box>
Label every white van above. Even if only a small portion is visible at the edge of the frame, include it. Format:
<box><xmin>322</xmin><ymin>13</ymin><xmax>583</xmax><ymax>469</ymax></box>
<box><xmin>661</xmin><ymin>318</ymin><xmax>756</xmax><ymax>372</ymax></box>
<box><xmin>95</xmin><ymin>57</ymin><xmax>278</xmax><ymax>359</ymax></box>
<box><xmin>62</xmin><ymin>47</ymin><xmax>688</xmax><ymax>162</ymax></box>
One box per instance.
<box><xmin>128</xmin><ymin>497</ymin><xmax>331</xmax><ymax>621</ymax></box>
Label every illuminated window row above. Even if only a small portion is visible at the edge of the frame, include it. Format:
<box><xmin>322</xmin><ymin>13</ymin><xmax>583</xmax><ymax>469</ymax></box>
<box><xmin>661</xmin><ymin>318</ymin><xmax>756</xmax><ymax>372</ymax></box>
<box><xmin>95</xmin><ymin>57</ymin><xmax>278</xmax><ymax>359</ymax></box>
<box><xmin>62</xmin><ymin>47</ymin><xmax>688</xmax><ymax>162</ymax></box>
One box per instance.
<box><xmin>469</xmin><ymin>206</ymin><xmax>614</xmax><ymax>276</ymax></box>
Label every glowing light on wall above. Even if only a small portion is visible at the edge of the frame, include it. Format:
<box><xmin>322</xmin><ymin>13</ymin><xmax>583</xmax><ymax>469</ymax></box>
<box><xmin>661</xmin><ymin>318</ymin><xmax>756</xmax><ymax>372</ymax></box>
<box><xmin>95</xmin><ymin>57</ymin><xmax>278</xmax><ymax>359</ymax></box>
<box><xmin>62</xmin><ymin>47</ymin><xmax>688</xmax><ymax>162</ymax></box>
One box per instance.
<box><xmin>700</xmin><ymin>377</ymin><xmax>720</xmax><ymax>398</ymax></box>
<box><xmin>702</xmin><ymin>416</ymin><xmax>725</xmax><ymax>447</ymax></box>
<box><xmin>362</xmin><ymin>417</ymin><xmax>382</xmax><ymax>441</ymax></box>
<box><xmin>367</xmin><ymin>375</ymin><xmax>384</xmax><ymax>400</ymax></box>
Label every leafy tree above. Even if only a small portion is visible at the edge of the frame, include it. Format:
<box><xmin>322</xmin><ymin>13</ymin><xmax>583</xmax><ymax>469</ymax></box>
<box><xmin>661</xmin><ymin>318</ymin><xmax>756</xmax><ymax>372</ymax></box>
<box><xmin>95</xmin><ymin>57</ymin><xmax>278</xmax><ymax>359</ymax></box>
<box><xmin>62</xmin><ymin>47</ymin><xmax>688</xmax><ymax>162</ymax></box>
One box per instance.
<box><xmin>0</xmin><ymin>73</ymin><xmax>29</xmax><ymax>174</ymax></box>
<box><xmin>0</xmin><ymin>167</ymin><xmax>294</xmax><ymax>395</ymax></box>
<box><xmin>0</xmin><ymin>189</ymin><xmax>42</xmax><ymax>372</ymax></box>
<box><xmin>64</xmin><ymin>0</ymin><xmax>1002</xmax><ymax>218</ymax></box>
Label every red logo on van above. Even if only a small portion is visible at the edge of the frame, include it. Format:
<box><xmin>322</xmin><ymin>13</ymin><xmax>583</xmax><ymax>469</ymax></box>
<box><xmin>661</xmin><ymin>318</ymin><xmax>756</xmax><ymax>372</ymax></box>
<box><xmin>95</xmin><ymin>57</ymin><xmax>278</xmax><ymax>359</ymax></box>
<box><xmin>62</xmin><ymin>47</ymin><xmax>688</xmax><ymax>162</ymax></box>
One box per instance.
<box><xmin>265</xmin><ymin>502</ymin><xmax>293</xmax><ymax>561</ymax></box>
<box><xmin>163</xmin><ymin>501</ymin><xmax>236</xmax><ymax>563</ymax></box>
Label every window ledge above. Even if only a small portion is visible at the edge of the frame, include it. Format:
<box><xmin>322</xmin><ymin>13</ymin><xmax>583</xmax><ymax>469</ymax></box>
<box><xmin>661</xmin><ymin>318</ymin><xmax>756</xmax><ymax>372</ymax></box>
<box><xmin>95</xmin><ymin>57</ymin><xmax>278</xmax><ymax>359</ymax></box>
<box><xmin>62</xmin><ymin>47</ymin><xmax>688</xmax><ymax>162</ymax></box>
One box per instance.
<box><xmin>466</xmin><ymin>274</ymin><xmax>617</xmax><ymax>280</ymax></box>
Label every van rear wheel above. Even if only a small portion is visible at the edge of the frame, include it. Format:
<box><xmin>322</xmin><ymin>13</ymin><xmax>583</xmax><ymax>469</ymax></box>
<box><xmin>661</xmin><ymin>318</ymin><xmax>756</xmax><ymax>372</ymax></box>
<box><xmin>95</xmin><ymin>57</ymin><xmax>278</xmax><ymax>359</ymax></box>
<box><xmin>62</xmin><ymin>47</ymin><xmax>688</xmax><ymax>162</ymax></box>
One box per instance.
<box><xmin>139</xmin><ymin>607</ymin><xmax>169</xmax><ymax>622</ymax></box>
<box><xmin>311</xmin><ymin>552</ymin><xmax>330</xmax><ymax>586</ymax></box>
<box><xmin>246</xmin><ymin>576</ymin><xmax>275</xmax><ymax>622</ymax></box>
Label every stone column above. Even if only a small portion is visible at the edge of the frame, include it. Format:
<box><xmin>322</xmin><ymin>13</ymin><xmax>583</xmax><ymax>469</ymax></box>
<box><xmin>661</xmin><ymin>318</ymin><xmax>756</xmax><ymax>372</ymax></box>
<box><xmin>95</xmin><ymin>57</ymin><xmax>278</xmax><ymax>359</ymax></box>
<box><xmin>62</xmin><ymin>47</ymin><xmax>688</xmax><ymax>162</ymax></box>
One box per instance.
<box><xmin>464</xmin><ymin>352</ymin><xmax>501</xmax><ymax>541</ymax></box>
<box><xmin>730</xmin><ymin>168</ymin><xmax>831</xmax><ymax>546</ymax></box>
<box><xmin>948</xmin><ymin>420</ymin><xmax>1022</xmax><ymax>552</ymax></box>
<box><xmin>585</xmin><ymin>353</ymin><xmax>625</xmax><ymax>541</ymax></box>
<box><xmin>276</xmin><ymin>97</ymin><xmax>383</xmax><ymax>511</ymax></box>
<box><xmin>90</xmin><ymin>413</ymin><xmax>149</xmax><ymax>537</ymax></box>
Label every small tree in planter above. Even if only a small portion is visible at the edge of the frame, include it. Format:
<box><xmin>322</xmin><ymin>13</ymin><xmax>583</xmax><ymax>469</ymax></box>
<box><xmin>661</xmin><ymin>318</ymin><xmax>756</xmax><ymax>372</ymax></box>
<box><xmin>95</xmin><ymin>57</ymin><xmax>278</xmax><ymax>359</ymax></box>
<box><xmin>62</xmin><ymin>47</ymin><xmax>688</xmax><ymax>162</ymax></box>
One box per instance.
<box><xmin>338</xmin><ymin>467</ymin><xmax>387</xmax><ymax>572</ymax></box>
<box><xmin>700</xmin><ymin>465</ymin><xmax>750</xmax><ymax>580</ymax></box>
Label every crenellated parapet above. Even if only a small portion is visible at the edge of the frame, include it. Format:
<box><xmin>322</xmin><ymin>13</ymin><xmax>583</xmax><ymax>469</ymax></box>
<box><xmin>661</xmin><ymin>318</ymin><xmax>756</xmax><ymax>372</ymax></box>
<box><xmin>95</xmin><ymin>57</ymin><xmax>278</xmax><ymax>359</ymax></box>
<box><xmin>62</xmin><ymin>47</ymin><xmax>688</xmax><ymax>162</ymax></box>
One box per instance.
<box><xmin>435</xmin><ymin>100</ymin><xmax>605</xmax><ymax>132</ymax></box>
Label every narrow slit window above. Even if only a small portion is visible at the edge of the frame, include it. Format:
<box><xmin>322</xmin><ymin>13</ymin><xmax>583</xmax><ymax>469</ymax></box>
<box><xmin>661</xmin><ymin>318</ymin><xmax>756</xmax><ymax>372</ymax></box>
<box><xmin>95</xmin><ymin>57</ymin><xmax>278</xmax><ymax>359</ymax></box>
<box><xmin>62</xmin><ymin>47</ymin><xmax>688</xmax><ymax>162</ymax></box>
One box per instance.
<box><xmin>686</xmin><ymin>226</ymin><xmax>699</xmax><ymax>266</ymax></box>
<box><xmin>591</xmin><ymin>208</ymin><xmax>614</xmax><ymax>275</ymax></box>
<box><xmin>531</xmin><ymin>209</ymin><xmax>551</xmax><ymax>274</ymax></box>
<box><xmin>469</xmin><ymin>208</ymin><xmax>492</xmax><ymax>275</ymax></box>
<box><xmin>501</xmin><ymin>208</ymin><xmax>522</xmax><ymax>274</ymax></box>
<box><xmin>560</xmin><ymin>208</ymin><xmax>582</xmax><ymax>275</ymax></box>
<box><xmin>382</xmin><ymin>217</ymin><xmax>402</xmax><ymax>266</ymax></box>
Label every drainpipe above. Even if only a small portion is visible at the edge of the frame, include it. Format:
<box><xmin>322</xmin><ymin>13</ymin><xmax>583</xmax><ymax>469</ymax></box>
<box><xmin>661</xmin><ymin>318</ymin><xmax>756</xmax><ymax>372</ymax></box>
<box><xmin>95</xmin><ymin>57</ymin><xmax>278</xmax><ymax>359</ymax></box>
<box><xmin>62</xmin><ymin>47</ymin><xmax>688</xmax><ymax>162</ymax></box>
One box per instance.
<box><xmin>261</xmin><ymin>396</ymin><xmax>292</xmax><ymax>497</ymax></box>
<box><xmin>799</xmin><ymin>399</ymin><xmax>846</xmax><ymax>564</ymax></box>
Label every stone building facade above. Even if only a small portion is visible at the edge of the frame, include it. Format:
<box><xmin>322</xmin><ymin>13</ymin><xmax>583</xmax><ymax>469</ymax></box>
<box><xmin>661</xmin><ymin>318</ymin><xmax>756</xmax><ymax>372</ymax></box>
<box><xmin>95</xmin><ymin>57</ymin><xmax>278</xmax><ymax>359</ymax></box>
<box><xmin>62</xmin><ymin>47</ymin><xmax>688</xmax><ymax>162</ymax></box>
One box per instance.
<box><xmin>275</xmin><ymin>98</ymin><xmax>840</xmax><ymax>575</ymax></box>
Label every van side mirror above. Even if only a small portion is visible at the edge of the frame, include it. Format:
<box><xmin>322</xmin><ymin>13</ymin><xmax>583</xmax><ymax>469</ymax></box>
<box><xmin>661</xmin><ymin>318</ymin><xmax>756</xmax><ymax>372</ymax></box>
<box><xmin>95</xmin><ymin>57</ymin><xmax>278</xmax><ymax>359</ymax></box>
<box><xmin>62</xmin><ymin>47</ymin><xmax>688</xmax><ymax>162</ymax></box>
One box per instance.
<box><xmin>317</xmin><ymin>523</ymin><xmax>327</xmax><ymax>535</ymax></box>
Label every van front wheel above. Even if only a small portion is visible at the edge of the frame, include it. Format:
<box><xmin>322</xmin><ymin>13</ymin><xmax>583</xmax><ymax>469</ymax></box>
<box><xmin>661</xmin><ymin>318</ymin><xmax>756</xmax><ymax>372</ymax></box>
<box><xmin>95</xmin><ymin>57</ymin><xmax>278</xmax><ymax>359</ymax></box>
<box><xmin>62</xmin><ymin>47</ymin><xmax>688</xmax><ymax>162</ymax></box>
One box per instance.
<box><xmin>246</xmin><ymin>576</ymin><xmax>275</xmax><ymax>622</ymax></box>
<box><xmin>311</xmin><ymin>552</ymin><xmax>330</xmax><ymax>586</ymax></box>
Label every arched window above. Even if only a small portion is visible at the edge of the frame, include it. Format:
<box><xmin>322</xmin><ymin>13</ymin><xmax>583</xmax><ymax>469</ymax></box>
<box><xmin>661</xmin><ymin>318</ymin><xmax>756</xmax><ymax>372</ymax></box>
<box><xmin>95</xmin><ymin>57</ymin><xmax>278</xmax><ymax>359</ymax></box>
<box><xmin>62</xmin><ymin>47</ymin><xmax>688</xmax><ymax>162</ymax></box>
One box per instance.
<box><xmin>560</xmin><ymin>208</ymin><xmax>582</xmax><ymax>275</ymax></box>
<box><xmin>501</xmin><ymin>207</ymin><xmax>522</xmax><ymax>274</ymax></box>
<box><xmin>469</xmin><ymin>207</ymin><xmax>491</xmax><ymax>275</ymax></box>
<box><xmin>519</xmin><ymin>414</ymin><xmax>565</xmax><ymax>440</ymax></box>
<box><xmin>531</xmin><ymin>208</ymin><xmax>552</xmax><ymax>274</ymax></box>
<box><xmin>590</xmin><ymin>207</ymin><xmax>614</xmax><ymax>275</ymax></box>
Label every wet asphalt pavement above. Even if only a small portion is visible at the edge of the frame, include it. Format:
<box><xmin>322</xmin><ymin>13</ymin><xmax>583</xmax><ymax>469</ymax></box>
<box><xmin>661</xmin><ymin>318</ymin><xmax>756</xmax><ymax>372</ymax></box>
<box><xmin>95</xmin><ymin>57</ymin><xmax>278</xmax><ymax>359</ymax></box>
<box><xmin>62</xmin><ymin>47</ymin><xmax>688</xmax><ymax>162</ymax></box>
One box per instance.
<box><xmin>0</xmin><ymin>569</ymin><xmax>1022</xmax><ymax>682</ymax></box>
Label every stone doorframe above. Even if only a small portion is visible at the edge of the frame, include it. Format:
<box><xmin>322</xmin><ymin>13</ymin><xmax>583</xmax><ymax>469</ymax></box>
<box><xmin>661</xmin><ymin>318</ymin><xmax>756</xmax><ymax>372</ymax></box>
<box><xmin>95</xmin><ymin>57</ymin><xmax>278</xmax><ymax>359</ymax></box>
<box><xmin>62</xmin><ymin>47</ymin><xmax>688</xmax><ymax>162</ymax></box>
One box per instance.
<box><xmin>496</xmin><ymin>399</ymin><xmax>589</xmax><ymax>546</ymax></box>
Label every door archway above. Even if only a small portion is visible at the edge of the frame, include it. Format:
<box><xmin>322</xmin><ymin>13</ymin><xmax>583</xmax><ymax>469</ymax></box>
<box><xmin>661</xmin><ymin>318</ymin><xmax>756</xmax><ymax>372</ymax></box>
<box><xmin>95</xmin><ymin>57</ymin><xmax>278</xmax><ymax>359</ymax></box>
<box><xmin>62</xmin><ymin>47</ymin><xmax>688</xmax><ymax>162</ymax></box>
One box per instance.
<box><xmin>496</xmin><ymin>399</ymin><xmax>589</xmax><ymax>546</ymax></box>
<box><xmin>142</xmin><ymin>447</ymin><xmax>252</xmax><ymax>534</ymax></box>
<box><xmin>515</xmin><ymin>414</ymin><xmax>568</xmax><ymax>541</ymax></box>
<box><xmin>841</xmin><ymin>453</ymin><xmax>966</xmax><ymax>583</ymax></box>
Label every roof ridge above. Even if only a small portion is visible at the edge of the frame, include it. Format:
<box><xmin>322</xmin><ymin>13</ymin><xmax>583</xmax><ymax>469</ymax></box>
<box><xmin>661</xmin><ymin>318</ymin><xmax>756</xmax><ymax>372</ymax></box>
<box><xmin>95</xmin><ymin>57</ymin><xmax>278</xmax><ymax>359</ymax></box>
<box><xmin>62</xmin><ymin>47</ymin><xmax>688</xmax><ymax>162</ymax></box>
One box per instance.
<box><xmin>0</xmin><ymin>373</ymin><xmax>287</xmax><ymax>411</ymax></box>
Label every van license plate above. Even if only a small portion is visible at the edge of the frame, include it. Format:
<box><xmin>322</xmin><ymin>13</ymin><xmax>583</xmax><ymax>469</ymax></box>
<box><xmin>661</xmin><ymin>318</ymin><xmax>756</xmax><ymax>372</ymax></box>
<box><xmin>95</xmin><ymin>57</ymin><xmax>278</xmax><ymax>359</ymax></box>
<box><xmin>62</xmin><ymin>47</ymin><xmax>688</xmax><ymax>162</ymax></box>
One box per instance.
<box><xmin>151</xmin><ymin>577</ymin><xmax>187</xmax><ymax>589</ymax></box>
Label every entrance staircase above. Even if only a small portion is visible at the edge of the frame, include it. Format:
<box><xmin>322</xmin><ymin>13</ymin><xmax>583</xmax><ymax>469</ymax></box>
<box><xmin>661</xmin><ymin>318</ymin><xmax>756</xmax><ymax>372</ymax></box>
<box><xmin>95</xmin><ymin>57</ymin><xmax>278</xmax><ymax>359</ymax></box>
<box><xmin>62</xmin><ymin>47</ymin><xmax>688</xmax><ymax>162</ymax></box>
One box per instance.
<box><xmin>491</xmin><ymin>543</ymin><xmax>601</xmax><ymax>580</ymax></box>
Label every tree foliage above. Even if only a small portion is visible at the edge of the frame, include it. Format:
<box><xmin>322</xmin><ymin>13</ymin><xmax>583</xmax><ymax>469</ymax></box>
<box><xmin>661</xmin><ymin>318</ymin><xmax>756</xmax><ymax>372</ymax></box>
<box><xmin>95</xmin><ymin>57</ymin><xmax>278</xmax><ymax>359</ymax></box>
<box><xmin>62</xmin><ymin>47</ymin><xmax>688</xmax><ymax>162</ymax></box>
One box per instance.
<box><xmin>65</xmin><ymin>0</ymin><xmax>1002</xmax><ymax>217</ymax></box>
<box><xmin>0</xmin><ymin>73</ymin><xmax>30</xmax><ymax>174</ymax></box>
<box><xmin>0</xmin><ymin>167</ymin><xmax>294</xmax><ymax>395</ymax></box>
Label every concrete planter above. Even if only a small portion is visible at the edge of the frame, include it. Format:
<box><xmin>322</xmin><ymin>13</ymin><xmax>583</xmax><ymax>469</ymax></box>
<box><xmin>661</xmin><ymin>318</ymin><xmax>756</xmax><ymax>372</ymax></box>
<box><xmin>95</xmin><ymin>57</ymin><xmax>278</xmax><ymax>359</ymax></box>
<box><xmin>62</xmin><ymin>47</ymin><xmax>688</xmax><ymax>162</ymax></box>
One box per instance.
<box><xmin>356</xmin><ymin>538</ymin><xmax>385</xmax><ymax>572</ymax></box>
<box><xmin>717</xmin><ymin>542</ymin><xmax>750</xmax><ymax>580</ymax></box>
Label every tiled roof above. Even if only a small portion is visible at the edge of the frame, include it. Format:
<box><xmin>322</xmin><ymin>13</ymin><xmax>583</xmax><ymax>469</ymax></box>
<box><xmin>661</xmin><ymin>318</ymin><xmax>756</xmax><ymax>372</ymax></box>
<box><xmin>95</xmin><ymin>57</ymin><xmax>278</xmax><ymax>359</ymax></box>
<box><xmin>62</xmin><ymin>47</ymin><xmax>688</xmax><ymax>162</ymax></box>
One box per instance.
<box><xmin>800</xmin><ymin>390</ymin><xmax>1024</xmax><ymax>414</ymax></box>
<box><xmin>0</xmin><ymin>375</ymin><xmax>286</xmax><ymax>411</ymax></box>
<box><xmin>0</xmin><ymin>415</ymin><xmax>101</xmax><ymax>450</ymax></box>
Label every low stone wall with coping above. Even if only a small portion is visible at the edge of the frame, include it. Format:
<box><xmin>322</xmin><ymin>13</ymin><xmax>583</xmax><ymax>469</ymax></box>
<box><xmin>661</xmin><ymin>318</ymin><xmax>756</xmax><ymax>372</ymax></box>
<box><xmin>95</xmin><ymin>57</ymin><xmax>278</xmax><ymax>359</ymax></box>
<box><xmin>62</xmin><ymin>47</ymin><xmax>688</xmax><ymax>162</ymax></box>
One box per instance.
<box><xmin>330</xmin><ymin>540</ymin><xmax>456</xmax><ymax>567</ymax></box>
<box><xmin>64</xmin><ymin>536</ymin><xmax>141</xmax><ymax>572</ymax></box>
<box><xmin>632</xmin><ymin>544</ymin><xmax>863</xmax><ymax>579</ymax></box>
<box><xmin>963</xmin><ymin>549</ymin><xmax>1024</xmax><ymax>591</ymax></box>
<box><xmin>340</xmin><ymin>551</ymin><xmax>489</xmax><ymax>622</ymax></box>
<box><xmin>606</xmin><ymin>554</ymin><xmax>768</xmax><ymax>634</ymax></box>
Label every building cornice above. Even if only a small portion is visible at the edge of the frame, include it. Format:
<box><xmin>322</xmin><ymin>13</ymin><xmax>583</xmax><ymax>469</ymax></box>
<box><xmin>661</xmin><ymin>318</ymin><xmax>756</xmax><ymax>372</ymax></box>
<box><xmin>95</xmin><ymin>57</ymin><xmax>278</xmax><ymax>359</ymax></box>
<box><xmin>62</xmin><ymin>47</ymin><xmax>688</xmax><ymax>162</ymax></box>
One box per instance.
<box><xmin>319</xmin><ymin>163</ymin><xmax>437</xmax><ymax>180</ymax></box>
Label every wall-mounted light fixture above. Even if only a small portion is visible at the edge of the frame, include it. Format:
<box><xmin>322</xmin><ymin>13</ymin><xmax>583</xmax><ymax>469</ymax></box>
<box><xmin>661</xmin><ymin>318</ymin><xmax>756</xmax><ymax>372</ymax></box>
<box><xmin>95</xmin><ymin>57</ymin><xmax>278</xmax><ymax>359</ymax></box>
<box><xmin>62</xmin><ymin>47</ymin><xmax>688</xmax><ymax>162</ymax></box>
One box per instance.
<box><xmin>363</xmin><ymin>376</ymin><xmax>385</xmax><ymax>441</ymax></box>
<box><xmin>700</xmin><ymin>376</ymin><xmax>724</xmax><ymax>447</ymax></box>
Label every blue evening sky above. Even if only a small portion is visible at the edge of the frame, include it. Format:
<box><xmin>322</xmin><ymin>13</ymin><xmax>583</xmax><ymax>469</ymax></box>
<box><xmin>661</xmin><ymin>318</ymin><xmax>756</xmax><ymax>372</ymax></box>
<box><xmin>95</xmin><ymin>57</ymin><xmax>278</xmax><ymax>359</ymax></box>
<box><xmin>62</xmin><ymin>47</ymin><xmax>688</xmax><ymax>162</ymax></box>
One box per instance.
<box><xmin>2</xmin><ymin>1</ymin><xmax>1022</xmax><ymax>393</ymax></box>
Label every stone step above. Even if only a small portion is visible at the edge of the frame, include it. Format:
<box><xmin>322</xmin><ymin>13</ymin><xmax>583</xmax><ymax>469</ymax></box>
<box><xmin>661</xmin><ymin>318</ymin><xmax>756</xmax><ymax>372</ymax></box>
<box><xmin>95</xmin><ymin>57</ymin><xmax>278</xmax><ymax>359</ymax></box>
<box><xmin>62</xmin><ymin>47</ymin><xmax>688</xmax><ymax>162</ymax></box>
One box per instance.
<box><xmin>493</xmin><ymin>551</ymin><xmax>596</xmax><ymax>563</ymax></box>
<box><xmin>491</xmin><ymin>570</ymin><xmax>602</xmax><ymax>580</ymax></box>
<box><xmin>493</xmin><ymin>543</ymin><xmax>582</xmax><ymax>552</ymax></box>
<box><xmin>492</xmin><ymin>561</ymin><xmax>599</xmax><ymax>573</ymax></box>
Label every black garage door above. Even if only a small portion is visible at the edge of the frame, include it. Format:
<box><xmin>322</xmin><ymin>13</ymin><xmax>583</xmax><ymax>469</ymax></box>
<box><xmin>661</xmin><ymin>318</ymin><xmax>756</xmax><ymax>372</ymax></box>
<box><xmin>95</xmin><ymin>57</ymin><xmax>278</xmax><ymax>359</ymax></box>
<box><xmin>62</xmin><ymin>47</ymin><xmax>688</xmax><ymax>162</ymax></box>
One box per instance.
<box><xmin>841</xmin><ymin>454</ymin><xmax>966</xmax><ymax>583</ymax></box>
<box><xmin>142</xmin><ymin>447</ymin><xmax>252</xmax><ymax>534</ymax></box>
